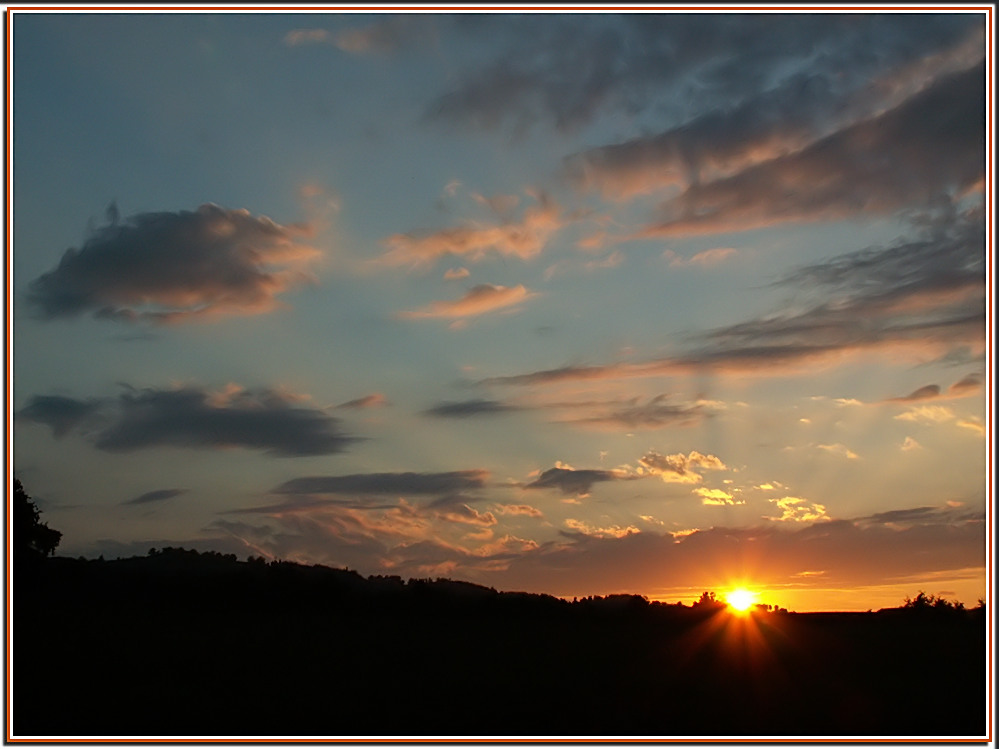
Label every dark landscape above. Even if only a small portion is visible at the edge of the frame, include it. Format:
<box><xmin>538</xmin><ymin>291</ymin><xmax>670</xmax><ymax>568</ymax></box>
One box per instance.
<box><xmin>13</xmin><ymin>548</ymin><xmax>987</xmax><ymax>738</ymax></box>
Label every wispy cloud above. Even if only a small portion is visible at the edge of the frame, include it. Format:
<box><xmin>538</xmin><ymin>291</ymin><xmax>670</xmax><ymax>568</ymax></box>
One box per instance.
<box><xmin>123</xmin><ymin>488</ymin><xmax>188</xmax><ymax>506</ymax></box>
<box><xmin>887</xmin><ymin>384</ymin><xmax>942</xmax><ymax>403</ymax></box>
<box><xmin>283</xmin><ymin>28</ymin><xmax>331</xmax><ymax>46</ymax></box>
<box><xmin>894</xmin><ymin>405</ymin><xmax>956</xmax><ymax>424</ymax></box>
<box><xmin>479</xmin><ymin>202</ymin><xmax>984</xmax><ymax>387</ymax></box>
<box><xmin>564</xmin><ymin>518</ymin><xmax>639</xmax><ymax>539</ymax></box>
<box><xmin>284</xmin><ymin>17</ymin><xmax>434</xmax><ymax>55</ymax></box>
<box><xmin>400</xmin><ymin>284</ymin><xmax>536</xmax><ymax>321</ymax></box>
<box><xmin>336</xmin><ymin>393</ymin><xmax>388</xmax><ymax>410</ymax></box>
<box><xmin>272</xmin><ymin>470</ymin><xmax>490</xmax><ymax>497</ymax></box>
<box><xmin>564</xmin><ymin>25</ymin><xmax>982</xmax><ymax>201</ymax></box>
<box><xmin>816</xmin><ymin>443</ymin><xmax>860</xmax><ymax>460</ymax></box>
<box><xmin>956</xmin><ymin>417</ymin><xmax>985</xmax><ymax>436</ymax></box>
<box><xmin>566</xmin><ymin>394</ymin><xmax>705</xmax><ymax>430</ymax></box>
<box><xmin>663</xmin><ymin>248</ymin><xmax>738</xmax><ymax>269</ymax></box>
<box><xmin>27</xmin><ymin>204</ymin><xmax>319</xmax><ymax>324</ymax></box>
<box><xmin>427</xmin><ymin>15</ymin><xmax>979</xmax><ymax>137</ymax></box>
<box><xmin>332</xmin><ymin>17</ymin><xmax>433</xmax><ymax>55</ymax></box>
<box><xmin>495</xmin><ymin>504</ymin><xmax>544</xmax><ymax>519</ymax></box>
<box><xmin>423</xmin><ymin>398</ymin><xmax>520</xmax><ymax>418</ymax></box>
<box><xmin>643</xmin><ymin>62</ymin><xmax>984</xmax><ymax>238</ymax></box>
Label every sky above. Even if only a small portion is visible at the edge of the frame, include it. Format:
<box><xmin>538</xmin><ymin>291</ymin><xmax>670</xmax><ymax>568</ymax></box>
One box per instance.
<box><xmin>7</xmin><ymin>6</ymin><xmax>992</xmax><ymax>612</ymax></box>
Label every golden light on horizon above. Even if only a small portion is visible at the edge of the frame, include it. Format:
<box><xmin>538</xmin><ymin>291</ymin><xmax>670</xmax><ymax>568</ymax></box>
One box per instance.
<box><xmin>725</xmin><ymin>588</ymin><xmax>758</xmax><ymax>613</ymax></box>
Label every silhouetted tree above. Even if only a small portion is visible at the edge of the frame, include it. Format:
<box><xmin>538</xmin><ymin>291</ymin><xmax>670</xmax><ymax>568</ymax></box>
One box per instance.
<box><xmin>903</xmin><ymin>591</ymin><xmax>965</xmax><ymax>612</ymax></box>
<box><xmin>13</xmin><ymin>479</ymin><xmax>61</xmax><ymax>559</ymax></box>
<box><xmin>693</xmin><ymin>591</ymin><xmax>724</xmax><ymax>609</ymax></box>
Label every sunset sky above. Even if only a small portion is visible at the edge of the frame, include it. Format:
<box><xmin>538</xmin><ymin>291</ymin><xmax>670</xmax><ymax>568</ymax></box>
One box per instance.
<box><xmin>9</xmin><ymin>6</ymin><xmax>991</xmax><ymax>612</ymax></box>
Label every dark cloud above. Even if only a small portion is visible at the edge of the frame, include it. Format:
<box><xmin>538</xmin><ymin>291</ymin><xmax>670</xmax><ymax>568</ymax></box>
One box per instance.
<box><xmin>272</xmin><ymin>470</ymin><xmax>490</xmax><ymax>496</ymax></box>
<box><xmin>27</xmin><ymin>204</ymin><xmax>318</xmax><ymax>324</ymax></box>
<box><xmin>646</xmin><ymin>62</ymin><xmax>985</xmax><ymax>237</ymax></box>
<box><xmin>857</xmin><ymin>506</ymin><xmax>942</xmax><ymax>526</ymax></box>
<box><xmin>565</xmin><ymin>72</ymin><xmax>841</xmax><ymax>198</ymax></box>
<box><xmin>778</xmin><ymin>202</ymin><xmax>985</xmax><ymax>301</ymax></box>
<box><xmin>524</xmin><ymin>465</ymin><xmax>628</xmax><ymax>497</ymax></box>
<box><xmin>123</xmin><ymin>488</ymin><xmax>188</xmax><ymax>506</ymax></box>
<box><xmin>565</xmin><ymin>22</ymin><xmax>982</xmax><ymax>199</ymax></box>
<box><xmin>570</xmin><ymin>395</ymin><xmax>703</xmax><ymax>429</ymax></box>
<box><xmin>948</xmin><ymin>374</ymin><xmax>982</xmax><ymax>394</ymax></box>
<box><xmin>16</xmin><ymin>394</ymin><xmax>103</xmax><ymax>438</ymax></box>
<box><xmin>93</xmin><ymin>386</ymin><xmax>355</xmax><ymax>457</ymax></box>
<box><xmin>480</xmin><ymin>363</ymin><xmax>634</xmax><ymax>388</ymax></box>
<box><xmin>225</xmin><ymin>496</ymin><xmax>401</xmax><ymax>515</ymax></box>
<box><xmin>429</xmin><ymin>14</ymin><xmax>980</xmax><ymax>135</ymax></box>
<box><xmin>423</xmin><ymin>399</ymin><xmax>519</xmax><ymax>419</ymax></box>
<box><xmin>888</xmin><ymin>385</ymin><xmax>941</xmax><ymax>403</ymax></box>
<box><xmin>692</xmin><ymin>202</ymin><xmax>986</xmax><ymax>364</ymax></box>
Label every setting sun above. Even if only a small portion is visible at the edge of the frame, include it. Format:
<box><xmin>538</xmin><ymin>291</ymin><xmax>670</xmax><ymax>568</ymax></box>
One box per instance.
<box><xmin>725</xmin><ymin>589</ymin><xmax>758</xmax><ymax>612</ymax></box>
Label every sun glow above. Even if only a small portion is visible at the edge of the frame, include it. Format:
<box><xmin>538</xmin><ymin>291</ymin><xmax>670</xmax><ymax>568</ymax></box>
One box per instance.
<box><xmin>725</xmin><ymin>588</ymin><xmax>758</xmax><ymax>613</ymax></box>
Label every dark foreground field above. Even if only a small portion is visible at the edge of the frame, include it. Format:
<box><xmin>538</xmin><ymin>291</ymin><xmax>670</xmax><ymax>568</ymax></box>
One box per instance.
<box><xmin>13</xmin><ymin>551</ymin><xmax>987</xmax><ymax>738</ymax></box>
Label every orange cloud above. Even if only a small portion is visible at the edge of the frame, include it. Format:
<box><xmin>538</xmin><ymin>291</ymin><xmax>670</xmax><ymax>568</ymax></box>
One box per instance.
<box><xmin>766</xmin><ymin>497</ymin><xmax>830</xmax><ymax>523</ymax></box>
<box><xmin>894</xmin><ymin>405</ymin><xmax>956</xmax><ymax>424</ymax></box>
<box><xmin>436</xmin><ymin>505</ymin><xmax>498</xmax><ymax>527</ymax></box>
<box><xmin>816</xmin><ymin>443</ymin><xmax>860</xmax><ymax>460</ymax></box>
<box><xmin>382</xmin><ymin>191</ymin><xmax>562</xmax><ymax>266</ymax></box>
<box><xmin>565</xmin><ymin>518</ymin><xmax>640</xmax><ymax>539</ymax></box>
<box><xmin>694</xmin><ymin>487</ymin><xmax>743</xmax><ymax>506</ymax></box>
<box><xmin>638</xmin><ymin>450</ymin><xmax>727</xmax><ymax>484</ymax></box>
<box><xmin>496</xmin><ymin>504</ymin><xmax>545</xmax><ymax>519</ymax></box>
<box><xmin>956</xmin><ymin>417</ymin><xmax>985</xmax><ymax>436</ymax></box>
<box><xmin>400</xmin><ymin>284</ymin><xmax>536</xmax><ymax>320</ymax></box>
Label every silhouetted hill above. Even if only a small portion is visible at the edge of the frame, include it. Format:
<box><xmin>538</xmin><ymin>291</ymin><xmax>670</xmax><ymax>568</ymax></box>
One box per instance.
<box><xmin>13</xmin><ymin>551</ymin><xmax>987</xmax><ymax>737</ymax></box>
